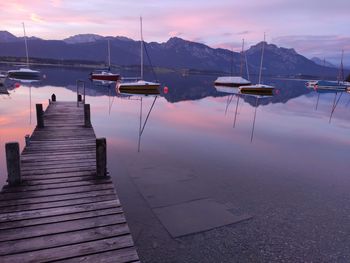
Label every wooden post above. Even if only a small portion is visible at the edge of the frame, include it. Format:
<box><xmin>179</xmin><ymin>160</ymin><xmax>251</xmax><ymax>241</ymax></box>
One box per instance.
<box><xmin>96</xmin><ymin>138</ymin><xmax>107</xmax><ymax>177</ymax></box>
<box><xmin>84</xmin><ymin>104</ymin><xmax>91</xmax><ymax>128</ymax></box>
<box><xmin>36</xmin><ymin>104</ymin><xmax>44</xmax><ymax>128</ymax></box>
<box><xmin>25</xmin><ymin>134</ymin><xmax>30</xmax><ymax>147</ymax></box>
<box><xmin>5</xmin><ymin>142</ymin><xmax>21</xmax><ymax>186</ymax></box>
<box><xmin>78</xmin><ymin>94</ymin><xmax>82</xmax><ymax>102</ymax></box>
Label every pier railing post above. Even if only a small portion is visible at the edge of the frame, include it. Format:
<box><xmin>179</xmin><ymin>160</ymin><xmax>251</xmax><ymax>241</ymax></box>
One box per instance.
<box><xmin>96</xmin><ymin>138</ymin><xmax>107</xmax><ymax>177</ymax></box>
<box><xmin>84</xmin><ymin>104</ymin><xmax>92</xmax><ymax>128</ymax></box>
<box><xmin>25</xmin><ymin>134</ymin><xmax>30</xmax><ymax>147</ymax></box>
<box><xmin>36</xmin><ymin>104</ymin><xmax>44</xmax><ymax>128</ymax></box>
<box><xmin>5</xmin><ymin>142</ymin><xmax>21</xmax><ymax>186</ymax></box>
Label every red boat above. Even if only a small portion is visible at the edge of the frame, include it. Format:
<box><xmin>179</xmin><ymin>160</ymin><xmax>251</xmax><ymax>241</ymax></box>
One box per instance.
<box><xmin>90</xmin><ymin>70</ymin><xmax>120</xmax><ymax>81</ymax></box>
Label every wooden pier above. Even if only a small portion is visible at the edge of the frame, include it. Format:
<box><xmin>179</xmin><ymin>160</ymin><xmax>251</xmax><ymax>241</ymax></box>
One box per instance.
<box><xmin>0</xmin><ymin>100</ymin><xmax>139</xmax><ymax>262</ymax></box>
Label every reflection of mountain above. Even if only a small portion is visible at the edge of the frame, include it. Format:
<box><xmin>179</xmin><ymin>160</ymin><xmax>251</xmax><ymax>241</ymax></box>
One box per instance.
<box><xmin>2</xmin><ymin>67</ymin><xmax>311</xmax><ymax>106</ymax></box>
<box><xmin>241</xmin><ymin>80</ymin><xmax>311</xmax><ymax>107</ymax></box>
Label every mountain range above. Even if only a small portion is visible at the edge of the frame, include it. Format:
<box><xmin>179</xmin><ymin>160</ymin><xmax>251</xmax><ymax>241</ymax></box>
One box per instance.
<box><xmin>0</xmin><ymin>31</ymin><xmax>344</xmax><ymax>79</ymax></box>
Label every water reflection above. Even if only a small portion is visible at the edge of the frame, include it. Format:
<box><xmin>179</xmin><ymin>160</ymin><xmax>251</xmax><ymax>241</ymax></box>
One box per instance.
<box><xmin>311</xmin><ymin>88</ymin><xmax>349</xmax><ymax>123</ymax></box>
<box><xmin>215</xmin><ymin>85</ymin><xmax>276</xmax><ymax>142</ymax></box>
<box><xmin>116</xmin><ymin>86</ymin><xmax>160</xmax><ymax>152</ymax></box>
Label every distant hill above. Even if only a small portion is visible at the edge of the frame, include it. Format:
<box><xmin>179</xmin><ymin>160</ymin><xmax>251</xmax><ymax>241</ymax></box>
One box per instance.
<box><xmin>311</xmin><ymin>57</ymin><xmax>336</xmax><ymax>68</ymax></box>
<box><xmin>0</xmin><ymin>31</ymin><xmax>344</xmax><ymax>78</ymax></box>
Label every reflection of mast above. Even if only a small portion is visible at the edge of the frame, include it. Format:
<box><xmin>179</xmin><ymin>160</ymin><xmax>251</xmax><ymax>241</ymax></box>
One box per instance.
<box><xmin>138</xmin><ymin>96</ymin><xmax>158</xmax><ymax>152</ymax></box>
<box><xmin>225</xmin><ymin>95</ymin><xmax>234</xmax><ymax>115</ymax></box>
<box><xmin>29</xmin><ymin>86</ymin><xmax>32</xmax><ymax>124</ymax></box>
<box><xmin>329</xmin><ymin>91</ymin><xmax>343</xmax><ymax>123</ymax></box>
<box><xmin>315</xmin><ymin>92</ymin><xmax>320</xmax><ymax>110</ymax></box>
<box><xmin>108</xmin><ymin>87</ymin><xmax>115</xmax><ymax>115</ymax></box>
<box><xmin>233</xmin><ymin>95</ymin><xmax>240</xmax><ymax>128</ymax></box>
<box><xmin>250</xmin><ymin>97</ymin><xmax>258</xmax><ymax>142</ymax></box>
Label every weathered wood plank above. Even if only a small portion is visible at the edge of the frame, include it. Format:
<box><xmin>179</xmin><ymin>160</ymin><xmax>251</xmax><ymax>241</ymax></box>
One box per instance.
<box><xmin>0</xmin><ymin>200</ymin><xmax>120</xmax><ymax>222</ymax></box>
<box><xmin>0</xmin><ymin>189</ymin><xmax>116</xmax><ymax>208</ymax></box>
<box><xmin>0</xmin><ymin>194</ymin><xmax>117</xmax><ymax>214</ymax></box>
<box><xmin>1</xmin><ymin>235</ymin><xmax>135</xmax><ymax>263</ymax></box>
<box><xmin>0</xmin><ymin>180</ymin><xmax>114</xmax><ymax>201</ymax></box>
<box><xmin>0</xmin><ymin>214</ymin><xmax>126</xmax><ymax>243</ymax></box>
<box><xmin>0</xmin><ymin>223</ymin><xmax>130</xmax><ymax>256</ymax></box>
<box><xmin>0</xmin><ymin>206</ymin><xmax>122</xmax><ymax>230</ymax></box>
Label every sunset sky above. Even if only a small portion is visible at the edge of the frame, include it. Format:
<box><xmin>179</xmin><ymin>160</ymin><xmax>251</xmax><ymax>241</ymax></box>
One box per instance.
<box><xmin>0</xmin><ymin>0</ymin><xmax>349</xmax><ymax>65</ymax></box>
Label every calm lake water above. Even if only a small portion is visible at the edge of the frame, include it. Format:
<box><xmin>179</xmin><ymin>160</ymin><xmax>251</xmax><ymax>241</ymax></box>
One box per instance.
<box><xmin>0</xmin><ymin>67</ymin><xmax>350</xmax><ymax>261</ymax></box>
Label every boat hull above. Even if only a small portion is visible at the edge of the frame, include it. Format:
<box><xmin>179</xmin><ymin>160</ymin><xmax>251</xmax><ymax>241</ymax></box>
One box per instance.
<box><xmin>8</xmin><ymin>69</ymin><xmax>40</xmax><ymax>79</ymax></box>
<box><xmin>90</xmin><ymin>74</ymin><xmax>120</xmax><ymax>81</ymax></box>
<box><xmin>214</xmin><ymin>82</ymin><xmax>251</xmax><ymax>87</ymax></box>
<box><xmin>239</xmin><ymin>85</ymin><xmax>274</xmax><ymax>96</ymax></box>
<box><xmin>118</xmin><ymin>88</ymin><xmax>160</xmax><ymax>95</ymax></box>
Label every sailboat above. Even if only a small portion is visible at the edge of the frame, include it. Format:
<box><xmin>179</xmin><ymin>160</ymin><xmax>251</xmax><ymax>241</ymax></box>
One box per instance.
<box><xmin>117</xmin><ymin>17</ymin><xmax>160</xmax><ymax>92</ymax></box>
<box><xmin>90</xmin><ymin>39</ymin><xmax>120</xmax><ymax>82</ymax></box>
<box><xmin>312</xmin><ymin>50</ymin><xmax>349</xmax><ymax>90</ymax></box>
<box><xmin>214</xmin><ymin>39</ymin><xmax>251</xmax><ymax>87</ymax></box>
<box><xmin>0</xmin><ymin>71</ymin><xmax>7</xmax><ymax>85</ymax></box>
<box><xmin>239</xmin><ymin>33</ymin><xmax>274</xmax><ymax>94</ymax></box>
<box><xmin>7</xmin><ymin>23</ymin><xmax>40</xmax><ymax>80</ymax></box>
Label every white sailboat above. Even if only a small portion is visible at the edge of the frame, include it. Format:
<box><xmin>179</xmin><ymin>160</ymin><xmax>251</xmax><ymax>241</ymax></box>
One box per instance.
<box><xmin>90</xmin><ymin>39</ymin><xmax>120</xmax><ymax>82</ymax></box>
<box><xmin>117</xmin><ymin>17</ymin><xmax>160</xmax><ymax>92</ymax></box>
<box><xmin>8</xmin><ymin>23</ymin><xmax>40</xmax><ymax>80</ymax></box>
<box><xmin>0</xmin><ymin>71</ymin><xmax>7</xmax><ymax>85</ymax></box>
<box><xmin>214</xmin><ymin>39</ymin><xmax>251</xmax><ymax>87</ymax></box>
<box><xmin>239</xmin><ymin>33</ymin><xmax>274</xmax><ymax>95</ymax></box>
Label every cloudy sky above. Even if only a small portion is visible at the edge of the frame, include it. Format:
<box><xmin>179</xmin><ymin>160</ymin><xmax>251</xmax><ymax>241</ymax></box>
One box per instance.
<box><xmin>1</xmin><ymin>0</ymin><xmax>349</xmax><ymax>65</ymax></box>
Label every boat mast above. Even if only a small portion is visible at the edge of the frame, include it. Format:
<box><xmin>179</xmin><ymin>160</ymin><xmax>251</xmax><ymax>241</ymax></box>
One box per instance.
<box><xmin>338</xmin><ymin>49</ymin><xmax>344</xmax><ymax>83</ymax></box>
<box><xmin>258</xmin><ymin>33</ymin><xmax>266</xmax><ymax>85</ymax></box>
<box><xmin>108</xmin><ymin>39</ymin><xmax>111</xmax><ymax>69</ymax></box>
<box><xmin>22</xmin><ymin>22</ymin><xmax>29</xmax><ymax>67</ymax></box>
<box><xmin>240</xmin><ymin>38</ymin><xmax>244</xmax><ymax>77</ymax></box>
<box><xmin>140</xmin><ymin>16</ymin><xmax>143</xmax><ymax>80</ymax></box>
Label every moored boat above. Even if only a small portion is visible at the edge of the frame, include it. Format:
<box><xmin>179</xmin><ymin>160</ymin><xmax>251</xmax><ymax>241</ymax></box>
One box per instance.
<box><xmin>8</xmin><ymin>23</ymin><xmax>40</xmax><ymax>79</ymax></box>
<box><xmin>90</xmin><ymin>40</ymin><xmax>120</xmax><ymax>82</ymax></box>
<box><xmin>238</xmin><ymin>33</ymin><xmax>274</xmax><ymax>92</ymax></box>
<box><xmin>8</xmin><ymin>68</ymin><xmax>40</xmax><ymax>79</ymax></box>
<box><xmin>90</xmin><ymin>70</ymin><xmax>120</xmax><ymax>81</ymax></box>
<box><xmin>0</xmin><ymin>72</ymin><xmax>7</xmax><ymax>85</ymax></box>
<box><xmin>214</xmin><ymin>76</ymin><xmax>251</xmax><ymax>87</ymax></box>
<box><xmin>239</xmin><ymin>84</ymin><xmax>274</xmax><ymax>96</ymax></box>
<box><xmin>314</xmin><ymin>80</ymin><xmax>347</xmax><ymax>90</ymax></box>
<box><xmin>117</xmin><ymin>17</ymin><xmax>160</xmax><ymax>91</ymax></box>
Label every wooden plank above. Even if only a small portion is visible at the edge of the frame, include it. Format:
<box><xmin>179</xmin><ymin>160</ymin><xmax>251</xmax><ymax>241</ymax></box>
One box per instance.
<box><xmin>20</xmin><ymin>166</ymin><xmax>97</xmax><ymax>176</ymax></box>
<box><xmin>0</xmin><ymin>194</ymin><xmax>117</xmax><ymax>214</ymax></box>
<box><xmin>0</xmin><ymin>206</ymin><xmax>122</xmax><ymax>230</ymax></box>
<box><xmin>0</xmin><ymin>223</ymin><xmax>130</xmax><ymax>255</ymax></box>
<box><xmin>0</xmin><ymin>200</ymin><xmax>120</xmax><ymax>222</ymax></box>
<box><xmin>53</xmin><ymin>247</ymin><xmax>139</xmax><ymax>263</ymax></box>
<box><xmin>0</xmin><ymin>213</ymin><xmax>126</xmax><ymax>242</ymax></box>
<box><xmin>0</xmin><ymin>183</ymin><xmax>114</xmax><ymax>201</ymax></box>
<box><xmin>22</xmin><ymin>170</ymin><xmax>96</xmax><ymax>180</ymax></box>
<box><xmin>0</xmin><ymin>189</ymin><xmax>116</xmax><ymax>208</ymax></box>
<box><xmin>2</xmin><ymin>179</ymin><xmax>111</xmax><ymax>193</ymax></box>
<box><xmin>0</xmin><ymin>235</ymin><xmax>135</xmax><ymax>263</ymax></box>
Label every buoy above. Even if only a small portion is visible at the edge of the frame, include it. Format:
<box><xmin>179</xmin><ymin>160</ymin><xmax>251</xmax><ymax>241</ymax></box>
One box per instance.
<box><xmin>163</xmin><ymin>86</ymin><xmax>169</xmax><ymax>94</ymax></box>
<box><xmin>15</xmin><ymin>83</ymin><xmax>20</xmax><ymax>88</ymax></box>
